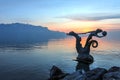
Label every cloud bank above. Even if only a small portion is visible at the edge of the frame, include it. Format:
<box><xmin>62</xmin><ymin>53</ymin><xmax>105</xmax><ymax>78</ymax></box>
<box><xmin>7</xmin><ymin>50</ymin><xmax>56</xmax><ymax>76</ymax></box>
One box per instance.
<box><xmin>60</xmin><ymin>14</ymin><xmax>120</xmax><ymax>21</ymax></box>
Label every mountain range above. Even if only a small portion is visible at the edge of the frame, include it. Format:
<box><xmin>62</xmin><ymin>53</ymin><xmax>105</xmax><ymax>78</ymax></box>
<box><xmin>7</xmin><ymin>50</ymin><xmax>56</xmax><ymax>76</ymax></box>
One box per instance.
<box><xmin>0</xmin><ymin>23</ymin><xmax>66</xmax><ymax>44</ymax></box>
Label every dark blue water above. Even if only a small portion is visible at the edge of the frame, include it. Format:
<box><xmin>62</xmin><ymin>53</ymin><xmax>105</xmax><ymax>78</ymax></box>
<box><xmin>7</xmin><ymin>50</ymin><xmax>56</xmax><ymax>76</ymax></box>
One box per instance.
<box><xmin>0</xmin><ymin>33</ymin><xmax>120</xmax><ymax>80</ymax></box>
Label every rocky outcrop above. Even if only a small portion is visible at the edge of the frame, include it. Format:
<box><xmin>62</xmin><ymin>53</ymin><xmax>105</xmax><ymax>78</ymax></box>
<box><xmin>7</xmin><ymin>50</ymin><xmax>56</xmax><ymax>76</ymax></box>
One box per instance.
<box><xmin>63</xmin><ymin>68</ymin><xmax>107</xmax><ymax>80</ymax></box>
<box><xmin>103</xmin><ymin>66</ymin><xmax>120</xmax><ymax>80</ymax></box>
<box><xmin>83</xmin><ymin>68</ymin><xmax>107</xmax><ymax>80</ymax></box>
<box><xmin>49</xmin><ymin>66</ymin><xmax>120</xmax><ymax>80</ymax></box>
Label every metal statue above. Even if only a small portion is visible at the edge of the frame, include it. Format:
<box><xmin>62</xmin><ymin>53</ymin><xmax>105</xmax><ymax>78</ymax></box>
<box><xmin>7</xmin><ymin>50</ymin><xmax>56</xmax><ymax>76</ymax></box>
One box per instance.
<box><xmin>67</xmin><ymin>29</ymin><xmax>107</xmax><ymax>64</ymax></box>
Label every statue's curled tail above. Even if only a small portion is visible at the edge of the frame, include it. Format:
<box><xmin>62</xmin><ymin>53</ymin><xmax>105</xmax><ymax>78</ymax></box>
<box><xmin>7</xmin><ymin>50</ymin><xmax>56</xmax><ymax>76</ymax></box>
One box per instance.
<box><xmin>88</xmin><ymin>40</ymin><xmax>98</xmax><ymax>48</ymax></box>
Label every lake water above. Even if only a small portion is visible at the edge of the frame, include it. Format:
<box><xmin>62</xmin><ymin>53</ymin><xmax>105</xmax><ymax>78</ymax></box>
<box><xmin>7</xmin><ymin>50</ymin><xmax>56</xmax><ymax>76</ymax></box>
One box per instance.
<box><xmin>0</xmin><ymin>31</ymin><xmax>120</xmax><ymax>80</ymax></box>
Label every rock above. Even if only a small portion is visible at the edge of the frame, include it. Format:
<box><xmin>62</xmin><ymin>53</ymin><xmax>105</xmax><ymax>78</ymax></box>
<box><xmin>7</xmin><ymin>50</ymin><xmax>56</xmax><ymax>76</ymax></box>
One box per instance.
<box><xmin>49</xmin><ymin>65</ymin><xmax>120</xmax><ymax>80</ymax></box>
<box><xmin>103</xmin><ymin>66</ymin><xmax>120</xmax><ymax>80</ymax></box>
<box><xmin>83</xmin><ymin>68</ymin><xmax>107</xmax><ymax>80</ymax></box>
<box><xmin>49</xmin><ymin>65</ymin><xmax>68</xmax><ymax>80</ymax></box>
<box><xmin>103</xmin><ymin>72</ymin><xmax>120</xmax><ymax>80</ymax></box>
<box><xmin>63</xmin><ymin>68</ymin><xmax>107</xmax><ymax>80</ymax></box>
<box><xmin>108</xmin><ymin>66</ymin><xmax>120</xmax><ymax>72</ymax></box>
<box><xmin>62</xmin><ymin>70</ymin><xmax>85</xmax><ymax>80</ymax></box>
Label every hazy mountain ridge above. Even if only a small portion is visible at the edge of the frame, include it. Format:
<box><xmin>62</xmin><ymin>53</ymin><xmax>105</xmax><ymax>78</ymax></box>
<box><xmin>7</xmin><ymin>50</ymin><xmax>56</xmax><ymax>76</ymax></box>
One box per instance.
<box><xmin>0</xmin><ymin>23</ymin><xmax>66</xmax><ymax>44</ymax></box>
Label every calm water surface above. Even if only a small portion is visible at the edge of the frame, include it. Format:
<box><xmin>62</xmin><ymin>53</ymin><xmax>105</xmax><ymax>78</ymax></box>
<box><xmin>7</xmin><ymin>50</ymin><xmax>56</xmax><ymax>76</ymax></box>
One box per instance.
<box><xmin>0</xmin><ymin>33</ymin><xmax>120</xmax><ymax>80</ymax></box>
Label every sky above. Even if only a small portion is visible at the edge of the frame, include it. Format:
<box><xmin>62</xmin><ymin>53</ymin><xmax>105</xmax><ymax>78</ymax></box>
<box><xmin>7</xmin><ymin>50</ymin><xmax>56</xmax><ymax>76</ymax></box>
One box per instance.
<box><xmin>0</xmin><ymin>0</ymin><xmax>120</xmax><ymax>32</ymax></box>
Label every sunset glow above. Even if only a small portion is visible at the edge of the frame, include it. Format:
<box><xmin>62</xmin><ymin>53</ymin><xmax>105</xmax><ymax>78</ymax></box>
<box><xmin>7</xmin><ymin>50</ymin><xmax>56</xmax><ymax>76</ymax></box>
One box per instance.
<box><xmin>0</xmin><ymin>0</ymin><xmax>120</xmax><ymax>32</ymax></box>
<box><xmin>46</xmin><ymin>20</ymin><xmax>119</xmax><ymax>33</ymax></box>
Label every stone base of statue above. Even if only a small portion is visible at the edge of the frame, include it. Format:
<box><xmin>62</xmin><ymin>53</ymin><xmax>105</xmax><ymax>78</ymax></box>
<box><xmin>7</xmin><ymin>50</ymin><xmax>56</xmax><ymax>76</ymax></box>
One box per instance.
<box><xmin>74</xmin><ymin>54</ymin><xmax>94</xmax><ymax>64</ymax></box>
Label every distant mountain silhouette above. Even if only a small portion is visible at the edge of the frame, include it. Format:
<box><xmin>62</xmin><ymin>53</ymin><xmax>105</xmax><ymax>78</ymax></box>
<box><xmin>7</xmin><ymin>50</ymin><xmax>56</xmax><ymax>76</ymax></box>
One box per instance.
<box><xmin>0</xmin><ymin>23</ymin><xmax>66</xmax><ymax>45</ymax></box>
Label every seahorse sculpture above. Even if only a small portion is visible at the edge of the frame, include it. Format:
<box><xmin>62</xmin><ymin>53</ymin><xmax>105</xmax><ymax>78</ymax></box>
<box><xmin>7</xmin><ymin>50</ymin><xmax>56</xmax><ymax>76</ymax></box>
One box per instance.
<box><xmin>67</xmin><ymin>29</ymin><xmax>107</xmax><ymax>64</ymax></box>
